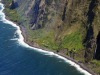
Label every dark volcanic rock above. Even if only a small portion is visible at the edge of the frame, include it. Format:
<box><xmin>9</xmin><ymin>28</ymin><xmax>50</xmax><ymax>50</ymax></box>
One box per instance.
<box><xmin>10</xmin><ymin>0</ymin><xmax>18</xmax><ymax>9</ymax></box>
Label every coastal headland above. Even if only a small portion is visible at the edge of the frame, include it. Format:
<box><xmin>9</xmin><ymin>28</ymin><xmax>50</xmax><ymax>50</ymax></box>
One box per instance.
<box><xmin>1</xmin><ymin>0</ymin><xmax>100</xmax><ymax>75</ymax></box>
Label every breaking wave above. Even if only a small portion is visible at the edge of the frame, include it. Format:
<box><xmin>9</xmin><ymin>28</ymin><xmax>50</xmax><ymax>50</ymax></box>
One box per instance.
<box><xmin>0</xmin><ymin>2</ymin><xmax>92</xmax><ymax>75</ymax></box>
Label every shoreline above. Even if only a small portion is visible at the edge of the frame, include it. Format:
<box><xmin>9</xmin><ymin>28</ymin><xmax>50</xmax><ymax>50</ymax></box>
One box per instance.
<box><xmin>0</xmin><ymin>2</ymin><xmax>97</xmax><ymax>75</ymax></box>
<box><xmin>19</xmin><ymin>18</ymin><xmax>96</xmax><ymax>75</ymax></box>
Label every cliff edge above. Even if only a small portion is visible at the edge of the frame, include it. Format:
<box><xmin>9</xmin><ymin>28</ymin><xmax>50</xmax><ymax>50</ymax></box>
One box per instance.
<box><xmin>2</xmin><ymin>0</ymin><xmax>100</xmax><ymax>74</ymax></box>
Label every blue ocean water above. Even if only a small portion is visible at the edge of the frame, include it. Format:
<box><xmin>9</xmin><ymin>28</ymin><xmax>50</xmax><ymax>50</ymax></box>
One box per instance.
<box><xmin>0</xmin><ymin>3</ymin><xmax>90</xmax><ymax>75</ymax></box>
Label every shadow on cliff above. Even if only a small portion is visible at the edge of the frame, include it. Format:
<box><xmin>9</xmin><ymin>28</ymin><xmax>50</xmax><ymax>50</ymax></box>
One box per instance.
<box><xmin>84</xmin><ymin>0</ymin><xmax>97</xmax><ymax>43</ymax></box>
<box><xmin>29</xmin><ymin>0</ymin><xmax>41</xmax><ymax>29</ymax></box>
<box><xmin>87</xmin><ymin>0</ymin><xmax>96</xmax><ymax>25</ymax></box>
<box><xmin>84</xmin><ymin>0</ymin><xmax>98</xmax><ymax>62</ymax></box>
<box><xmin>95</xmin><ymin>32</ymin><xmax>100</xmax><ymax>60</ymax></box>
<box><xmin>62</xmin><ymin>0</ymin><xmax>67</xmax><ymax>21</ymax></box>
<box><xmin>10</xmin><ymin>1</ymin><xmax>19</xmax><ymax>9</ymax></box>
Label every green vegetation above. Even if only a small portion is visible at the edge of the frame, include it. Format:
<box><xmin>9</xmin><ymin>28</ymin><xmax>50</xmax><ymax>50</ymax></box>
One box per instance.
<box><xmin>36</xmin><ymin>31</ymin><xmax>58</xmax><ymax>50</ymax></box>
<box><xmin>5</xmin><ymin>8</ymin><xmax>20</xmax><ymax>22</ymax></box>
<box><xmin>3</xmin><ymin>0</ymin><xmax>21</xmax><ymax>22</ymax></box>
<box><xmin>91</xmin><ymin>60</ymin><xmax>100</xmax><ymax>66</ymax></box>
<box><xmin>26</xmin><ymin>22</ymin><xmax>86</xmax><ymax>52</ymax></box>
<box><xmin>90</xmin><ymin>60</ymin><xmax>100</xmax><ymax>75</ymax></box>
<box><xmin>61</xmin><ymin>29</ymin><xmax>84</xmax><ymax>50</ymax></box>
<box><xmin>2</xmin><ymin>0</ymin><xmax>100</xmax><ymax>74</ymax></box>
<box><xmin>26</xmin><ymin>27</ymin><xmax>59</xmax><ymax>50</ymax></box>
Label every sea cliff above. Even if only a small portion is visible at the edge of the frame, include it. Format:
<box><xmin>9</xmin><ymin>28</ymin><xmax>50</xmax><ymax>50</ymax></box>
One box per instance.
<box><xmin>2</xmin><ymin>0</ymin><xmax>100</xmax><ymax>74</ymax></box>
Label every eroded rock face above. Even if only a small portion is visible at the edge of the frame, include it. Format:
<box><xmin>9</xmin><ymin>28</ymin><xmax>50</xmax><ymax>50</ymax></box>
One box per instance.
<box><xmin>14</xmin><ymin>0</ymin><xmax>89</xmax><ymax>29</ymax></box>
<box><xmin>84</xmin><ymin>0</ymin><xmax>98</xmax><ymax>62</ymax></box>
<box><xmin>27</xmin><ymin>0</ymin><xmax>89</xmax><ymax>29</ymax></box>
<box><xmin>95</xmin><ymin>32</ymin><xmax>100</xmax><ymax>60</ymax></box>
<box><xmin>2</xmin><ymin>0</ymin><xmax>100</xmax><ymax>74</ymax></box>
<box><xmin>11</xmin><ymin>0</ymin><xmax>99</xmax><ymax>59</ymax></box>
<box><xmin>3</xmin><ymin>0</ymin><xmax>100</xmax><ymax>61</ymax></box>
<box><xmin>28</xmin><ymin>0</ymin><xmax>67</xmax><ymax>29</ymax></box>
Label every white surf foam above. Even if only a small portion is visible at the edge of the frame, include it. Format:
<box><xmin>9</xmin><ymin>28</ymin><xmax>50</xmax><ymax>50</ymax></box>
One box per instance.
<box><xmin>0</xmin><ymin>2</ymin><xmax>92</xmax><ymax>75</ymax></box>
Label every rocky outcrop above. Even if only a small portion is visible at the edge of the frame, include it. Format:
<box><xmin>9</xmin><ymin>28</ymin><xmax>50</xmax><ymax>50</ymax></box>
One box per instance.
<box><xmin>95</xmin><ymin>31</ymin><xmax>100</xmax><ymax>60</ymax></box>
<box><xmin>84</xmin><ymin>0</ymin><xmax>98</xmax><ymax>62</ymax></box>
<box><xmin>4</xmin><ymin>0</ymin><xmax>100</xmax><ymax>61</ymax></box>
<box><xmin>10</xmin><ymin>0</ymin><xmax>18</xmax><ymax>9</ymax></box>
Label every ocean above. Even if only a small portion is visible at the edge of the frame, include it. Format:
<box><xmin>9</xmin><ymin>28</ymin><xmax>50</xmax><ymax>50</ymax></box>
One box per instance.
<box><xmin>0</xmin><ymin>2</ymin><xmax>91</xmax><ymax>75</ymax></box>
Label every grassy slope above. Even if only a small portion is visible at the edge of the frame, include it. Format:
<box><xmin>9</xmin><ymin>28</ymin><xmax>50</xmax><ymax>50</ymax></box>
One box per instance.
<box><xmin>2</xmin><ymin>0</ymin><xmax>100</xmax><ymax>74</ymax></box>
<box><xmin>3</xmin><ymin>0</ymin><xmax>85</xmax><ymax>52</ymax></box>
<box><xmin>3</xmin><ymin>0</ymin><xmax>20</xmax><ymax>22</ymax></box>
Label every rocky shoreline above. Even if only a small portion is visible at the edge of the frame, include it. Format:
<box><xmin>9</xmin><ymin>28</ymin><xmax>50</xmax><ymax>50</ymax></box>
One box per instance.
<box><xmin>2</xmin><ymin>1</ymin><xmax>97</xmax><ymax>75</ymax></box>
<box><xmin>4</xmin><ymin>15</ymin><xmax>96</xmax><ymax>75</ymax></box>
<box><xmin>19</xmin><ymin>23</ymin><xmax>97</xmax><ymax>75</ymax></box>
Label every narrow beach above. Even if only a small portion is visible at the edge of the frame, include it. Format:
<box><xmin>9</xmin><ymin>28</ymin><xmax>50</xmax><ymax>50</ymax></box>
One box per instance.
<box><xmin>0</xmin><ymin>1</ymin><xmax>97</xmax><ymax>75</ymax></box>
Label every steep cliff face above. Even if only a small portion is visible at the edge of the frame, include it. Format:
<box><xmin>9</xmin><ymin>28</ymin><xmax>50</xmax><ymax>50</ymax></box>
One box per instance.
<box><xmin>94</xmin><ymin>0</ymin><xmax>100</xmax><ymax>60</ymax></box>
<box><xmin>2</xmin><ymin>0</ymin><xmax>100</xmax><ymax>74</ymax></box>
<box><xmin>84</xmin><ymin>0</ymin><xmax>98</xmax><ymax>62</ymax></box>
<box><xmin>95</xmin><ymin>31</ymin><xmax>100</xmax><ymax>60</ymax></box>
